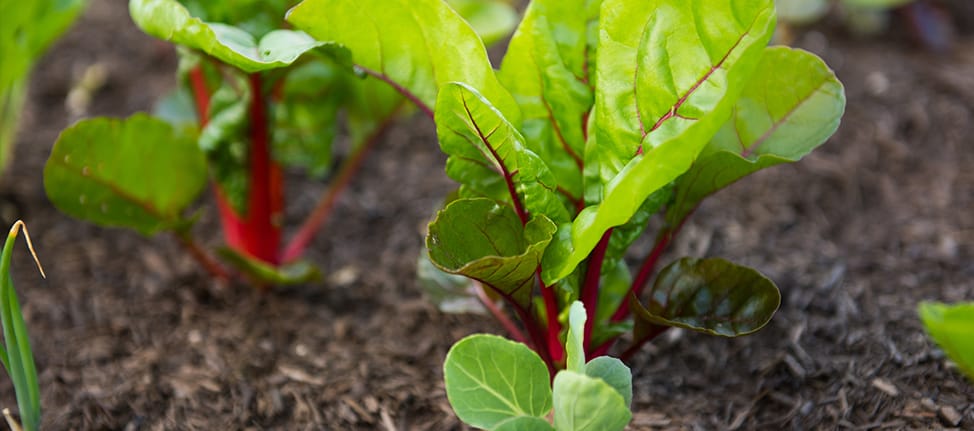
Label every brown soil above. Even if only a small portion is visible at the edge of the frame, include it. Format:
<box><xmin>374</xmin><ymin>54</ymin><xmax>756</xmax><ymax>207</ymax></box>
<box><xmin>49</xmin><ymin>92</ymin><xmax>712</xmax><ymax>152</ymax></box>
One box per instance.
<box><xmin>2</xmin><ymin>1</ymin><xmax>972</xmax><ymax>429</ymax></box>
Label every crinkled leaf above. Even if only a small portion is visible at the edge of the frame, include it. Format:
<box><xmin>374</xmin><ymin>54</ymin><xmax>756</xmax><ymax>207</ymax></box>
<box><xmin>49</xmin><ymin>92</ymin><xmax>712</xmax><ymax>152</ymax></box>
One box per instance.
<box><xmin>493</xmin><ymin>416</ymin><xmax>556</xmax><ymax>431</ymax></box>
<box><xmin>565</xmin><ymin>301</ymin><xmax>587</xmax><ymax>372</ymax></box>
<box><xmin>286</xmin><ymin>0</ymin><xmax>520</xmax><ymax>122</ymax></box>
<box><xmin>217</xmin><ymin>247</ymin><xmax>321</xmax><ymax>285</ymax></box>
<box><xmin>436</xmin><ymin>82</ymin><xmax>570</xmax><ymax>224</ymax></box>
<box><xmin>444</xmin><ymin>334</ymin><xmax>552</xmax><ymax>429</ymax></box>
<box><xmin>427</xmin><ymin>198</ymin><xmax>555</xmax><ymax>309</ymax></box>
<box><xmin>552</xmin><ymin>370</ymin><xmax>631</xmax><ymax>431</ymax></box>
<box><xmin>632</xmin><ymin>257</ymin><xmax>780</xmax><ymax>338</ymax></box>
<box><xmin>919</xmin><ymin>302</ymin><xmax>974</xmax><ymax>381</ymax></box>
<box><xmin>43</xmin><ymin>114</ymin><xmax>207</xmax><ymax>236</ymax></box>
<box><xmin>498</xmin><ymin>0</ymin><xmax>596</xmax><ymax>200</ymax></box>
<box><xmin>542</xmin><ymin>0</ymin><xmax>776</xmax><ymax>284</ymax></box>
<box><xmin>667</xmin><ymin>46</ymin><xmax>845</xmax><ymax>225</ymax></box>
<box><xmin>584</xmin><ymin>356</ymin><xmax>632</xmax><ymax>408</ymax></box>
<box><xmin>130</xmin><ymin>0</ymin><xmax>324</xmax><ymax>73</ymax></box>
<box><xmin>445</xmin><ymin>0</ymin><xmax>519</xmax><ymax>46</ymax></box>
<box><xmin>416</xmin><ymin>252</ymin><xmax>483</xmax><ymax>315</ymax></box>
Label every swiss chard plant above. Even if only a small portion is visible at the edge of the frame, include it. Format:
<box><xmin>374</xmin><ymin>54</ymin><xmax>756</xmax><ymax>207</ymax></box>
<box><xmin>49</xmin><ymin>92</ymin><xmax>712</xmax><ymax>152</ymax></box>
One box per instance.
<box><xmin>444</xmin><ymin>302</ymin><xmax>632</xmax><ymax>431</ymax></box>
<box><xmin>919</xmin><ymin>302</ymin><xmax>974</xmax><ymax>383</ymax></box>
<box><xmin>1</xmin><ymin>0</ymin><xmax>86</xmax><ymax>176</ymax></box>
<box><xmin>287</xmin><ymin>0</ymin><xmax>846</xmax><ymax>370</ymax></box>
<box><xmin>43</xmin><ymin>0</ymin><xmax>516</xmax><ymax>285</ymax></box>
<box><xmin>1</xmin><ymin>221</ymin><xmax>45</xmax><ymax>431</ymax></box>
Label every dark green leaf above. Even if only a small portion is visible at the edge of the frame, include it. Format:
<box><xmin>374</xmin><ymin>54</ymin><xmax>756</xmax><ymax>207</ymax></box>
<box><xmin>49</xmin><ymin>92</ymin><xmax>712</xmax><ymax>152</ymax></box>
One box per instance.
<box><xmin>542</xmin><ymin>0</ymin><xmax>776</xmax><ymax>284</ymax></box>
<box><xmin>667</xmin><ymin>46</ymin><xmax>845</xmax><ymax>225</ymax></box>
<box><xmin>44</xmin><ymin>114</ymin><xmax>208</xmax><ymax>236</ymax></box>
<box><xmin>444</xmin><ymin>334</ymin><xmax>553</xmax><ymax>429</ymax></box>
<box><xmin>436</xmin><ymin>82</ymin><xmax>570</xmax><ymax>224</ymax></box>
<box><xmin>427</xmin><ymin>198</ymin><xmax>555</xmax><ymax>309</ymax></box>
<box><xmin>632</xmin><ymin>257</ymin><xmax>780</xmax><ymax>338</ymax></box>
<box><xmin>919</xmin><ymin>302</ymin><xmax>974</xmax><ymax>381</ymax></box>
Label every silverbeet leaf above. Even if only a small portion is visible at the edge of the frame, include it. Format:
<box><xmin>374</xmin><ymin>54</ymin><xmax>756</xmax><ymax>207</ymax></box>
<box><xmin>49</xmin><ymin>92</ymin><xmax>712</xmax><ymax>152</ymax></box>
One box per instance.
<box><xmin>130</xmin><ymin>0</ymin><xmax>324</xmax><ymax>73</ymax></box>
<box><xmin>632</xmin><ymin>257</ymin><xmax>780</xmax><ymax>339</ymax></box>
<box><xmin>427</xmin><ymin>198</ymin><xmax>556</xmax><ymax>309</ymax></box>
<box><xmin>43</xmin><ymin>114</ymin><xmax>207</xmax><ymax>236</ymax></box>
<box><xmin>543</xmin><ymin>0</ymin><xmax>777</xmax><ymax>284</ymax></box>
<box><xmin>666</xmin><ymin>46</ymin><xmax>846</xmax><ymax>225</ymax></box>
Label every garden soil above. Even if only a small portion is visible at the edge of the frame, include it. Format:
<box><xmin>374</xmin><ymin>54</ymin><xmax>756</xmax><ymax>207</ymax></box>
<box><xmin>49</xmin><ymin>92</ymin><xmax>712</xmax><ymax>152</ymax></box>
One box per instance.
<box><xmin>1</xmin><ymin>1</ymin><xmax>972</xmax><ymax>429</ymax></box>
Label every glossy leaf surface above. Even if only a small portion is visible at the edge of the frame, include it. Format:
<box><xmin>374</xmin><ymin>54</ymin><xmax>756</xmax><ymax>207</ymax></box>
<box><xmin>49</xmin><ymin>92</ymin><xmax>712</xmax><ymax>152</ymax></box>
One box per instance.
<box><xmin>427</xmin><ymin>199</ymin><xmax>556</xmax><ymax>309</ymax></box>
<box><xmin>543</xmin><ymin>0</ymin><xmax>777</xmax><ymax>284</ymax></box>
<box><xmin>287</xmin><ymin>0</ymin><xmax>519</xmax><ymax>120</ymax></box>
<box><xmin>919</xmin><ymin>302</ymin><xmax>974</xmax><ymax>381</ymax></box>
<box><xmin>436</xmin><ymin>82</ymin><xmax>569</xmax><ymax>224</ymax></box>
<box><xmin>632</xmin><ymin>258</ymin><xmax>780</xmax><ymax>338</ymax></box>
<box><xmin>444</xmin><ymin>334</ymin><xmax>552</xmax><ymax>429</ymax></box>
<box><xmin>44</xmin><ymin>114</ymin><xmax>207</xmax><ymax>236</ymax></box>
<box><xmin>552</xmin><ymin>370</ymin><xmax>630</xmax><ymax>431</ymax></box>
<box><xmin>130</xmin><ymin>0</ymin><xmax>323</xmax><ymax>73</ymax></box>
<box><xmin>667</xmin><ymin>46</ymin><xmax>845</xmax><ymax>224</ymax></box>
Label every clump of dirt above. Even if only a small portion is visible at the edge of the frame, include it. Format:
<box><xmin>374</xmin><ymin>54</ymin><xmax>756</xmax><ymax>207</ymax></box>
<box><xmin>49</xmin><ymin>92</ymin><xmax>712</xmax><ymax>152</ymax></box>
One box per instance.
<box><xmin>1</xmin><ymin>0</ymin><xmax>971</xmax><ymax>429</ymax></box>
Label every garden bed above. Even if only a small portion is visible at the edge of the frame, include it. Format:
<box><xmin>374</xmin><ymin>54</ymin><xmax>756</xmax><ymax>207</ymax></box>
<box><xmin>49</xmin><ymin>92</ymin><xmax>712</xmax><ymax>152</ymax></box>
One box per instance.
<box><xmin>1</xmin><ymin>0</ymin><xmax>972</xmax><ymax>429</ymax></box>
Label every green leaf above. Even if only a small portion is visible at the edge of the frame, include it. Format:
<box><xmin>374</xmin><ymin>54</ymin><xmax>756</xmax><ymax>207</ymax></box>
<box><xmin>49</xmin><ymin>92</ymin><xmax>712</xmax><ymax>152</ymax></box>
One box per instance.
<box><xmin>919</xmin><ymin>302</ymin><xmax>974</xmax><ymax>381</ymax></box>
<box><xmin>272</xmin><ymin>60</ymin><xmax>346</xmax><ymax>176</ymax></box>
<box><xmin>552</xmin><ymin>370</ymin><xmax>631</xmax><ymax>431</ymax></box>
<box><xmin>632</xmin><ymin>257</ymin><xmax>780</xmax><ymax>338</ymax></box>
<box><xmin>216</xmin><ymin>247</ymin><xmax>321</xmax><ymax>285</ymax></box>
<box><xmin>416</xmin><ymin>252</ymin><xmax>482</xmax><ymax>314</ymax></box>
<box><xmin>543</xmin><ymin>0</ymin><xmax>777</xmax><ymax>284</ymax></box>
<box><xmin>498</xmin><ymin>0</ymin><xmax>596</xmax><ymax>200</ymax></box>
<box><xmin>584</xmin><ymin>356</ymin><xmax>632</xmax><ymax>408</ymax></box>
<box><xmin>565</xmin><ymin>301</ymin><xmax>587</xmax><ymax>372</ymax></box>
<box><xmin>178</xmin><ymin>0</ymin><xmax>293</xmax><ymax>38</ymax></box>
<box><xmin>130</xmin><ymin>0</ymin><xmax>324</xmax><ymax>73</ymax></box>
<box><xmin>286</xmin><ymin>0</ymin><xmax>520</xmax><ymax>122</ymax></box>
<box><xmin>436</xmin><ymin>82</ymin><xmax>570</xmax><ymax>224</ymax></box>
<box><xmin>427</xmin><ymin>198</ymin><xmax>556</xmax><ymax>309</ymax></box>
<box><xmin>44</xmin><ymin>114</ymin><xmax>208</xmax><ymax>236</ymax></box>
<box><xmin>444</xmin><ymin>334</ymin><xmax>553</xmax><ymax>429</ymax></box>
<box><xmin>667</xmin><ymin>46</ymin><xmax>845</xmax><ymax>225</ymax></box>
<box><xmin>494</xmin><ymin>416</ymin><xmax>556</xmax><ymax>431</ymax></box>
<box><xmin>1</xmin><ymin>222</ymin><xmax>42</xmax><ymax>431</ymax></box>
<box><xmin>445</xmin><ymin>0</ymin><xmax>519</xmax><ymax>46</ymax></box>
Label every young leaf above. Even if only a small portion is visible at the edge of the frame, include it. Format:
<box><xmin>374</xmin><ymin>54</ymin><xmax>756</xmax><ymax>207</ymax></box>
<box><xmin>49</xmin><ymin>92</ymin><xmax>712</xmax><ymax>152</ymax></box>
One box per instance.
<box><xmin>552</xmin><ymin>370</ymin><xmax>631</xmax><ymax>431</ymax></box>
<box><xmin>130</xmin><ymin>0</ymin><xmax>324</xmax><ymax>73</ymax></box>
<box><xmin>44</xmin><ymin>114</ymin><xmax>208</xmax><ymax>236</ymax></box>
<box><xmin>631</xmin><ymin>257</ymin><xmax>780</xmax><ymax>338</ymax></box>
<box><xmin>286</xmin><ymin>0</ymin><xmax>520</xmax><ymax>121</ymax></box>
<box><xmin>667</xmin><ymin>46</ymin><xmax>846</xmax><ymax>225</ymax></box>
<box><xmin>543</xmin><ymin>0</ymin><xmax>776</xmax><ymax>285</ymax></box>
<box><xmin>444</xmin><ymin>334</ymin><xmax>553</xmax><ymax>430</ymax></box>
<box><xmin>565</xmin><ymin>301</ymin><xmax>587</xmax><ymax>372</ymax></box>
<box><xmin>584</xmin><ymin>356</ymin><xmax>632</xmax><ymax>408</ymax></box>
<box><xmin>919</xmin><ymin>302</ymin><xmax>974</xmax><ymax>381</ymax></box>
<box><xmin>498</xmin><ymin>0</ymin><xmax>596</xmax><ymax>200</ymax></box>
<box><xmin>427</xmin><ymin>198</ymin><xmax>556</xmax><ymax>309</ymax></box>
<box><xmin>435</xmin><ymin>82</ymin><xmax>570</xmax><ymax>224</ymax></box>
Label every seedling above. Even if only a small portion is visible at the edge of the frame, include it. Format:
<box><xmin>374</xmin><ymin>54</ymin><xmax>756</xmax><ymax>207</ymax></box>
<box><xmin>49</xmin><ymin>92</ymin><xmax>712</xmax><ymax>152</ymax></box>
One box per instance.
<box><xmin>43</xmin><ymin>0</ymin><xmax>516</xmax><ymax>285</ymax></box>
<box><xmin>1</xmin><ymin>221</ymin><xmax>45</xmax><ymax>431</ymax></box>
<box><xmin>288</xmin><ymin>0</ymin><xmax>846</xmax><ymax>370</ymax></box>
<box><xmin>1</xmin><ymin>0</ymin><xmax>85</xmax><ymax>175</ymax></box>
<box><xmin>919</xmin><ymin>302</ymin><xmax>974</xmax><ymax>382</ymax></box>
<box><xmin>445</xmin><ymin>302</ymin><xmax>632</xmax><ymax>431</ymax></box>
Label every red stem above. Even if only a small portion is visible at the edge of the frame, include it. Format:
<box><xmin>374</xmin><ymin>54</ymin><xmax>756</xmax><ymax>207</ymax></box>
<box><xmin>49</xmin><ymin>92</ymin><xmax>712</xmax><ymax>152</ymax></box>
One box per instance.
<box><xmin>582</xmin><ymin>229</ymin><xmax>612</xmax><ymax>353</ymax></box>
<box><xmin>281</xmin><ymin>109</ymin><xmax>399</xmax><ymax>262</ymax></box>
<box><xmin>538</xmin><ymin>272</ymin><xmax>564</xmax><ymax>365</ymax></box>
<box><xmin>189</xmin><ymin>67</ymin><xmax>210</xmax><ymax>127</ymax></box>
<box><xmin>475</xmin><ymin>283</ymin><xmax>529</xmax><ymax>346</ymax></box>
<box><xmin>213</xmin><ymin>74</ymin><xmax>283</xmax><ymax>265</ymax></box>
<box><xmin>609</xmin><ymin>229</ymin><xmax>672</xmax><ymax>323</ymax></box>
